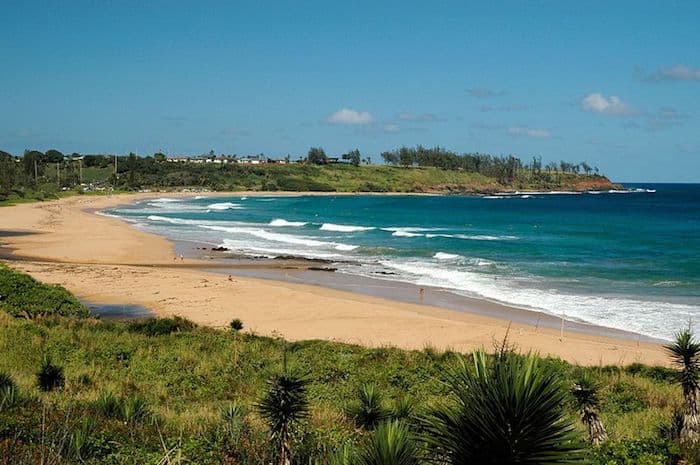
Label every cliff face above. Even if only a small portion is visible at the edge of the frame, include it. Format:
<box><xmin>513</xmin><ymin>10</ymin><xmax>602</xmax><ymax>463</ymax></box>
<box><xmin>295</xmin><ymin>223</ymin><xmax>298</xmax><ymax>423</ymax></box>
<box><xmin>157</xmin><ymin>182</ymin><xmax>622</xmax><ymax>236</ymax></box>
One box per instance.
<box><xmin>564</xmin><ymin>175</ymin><xmax>620</xmax><ymax>192</ymax></box>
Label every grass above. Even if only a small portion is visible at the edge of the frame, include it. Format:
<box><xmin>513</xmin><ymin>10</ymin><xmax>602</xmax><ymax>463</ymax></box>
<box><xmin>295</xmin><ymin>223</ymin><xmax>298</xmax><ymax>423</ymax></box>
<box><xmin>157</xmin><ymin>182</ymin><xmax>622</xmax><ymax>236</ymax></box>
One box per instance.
<box><xmin>0</xmin><ymin>264</ymin><xmax>687</xmax><ymax>464</ymax></box>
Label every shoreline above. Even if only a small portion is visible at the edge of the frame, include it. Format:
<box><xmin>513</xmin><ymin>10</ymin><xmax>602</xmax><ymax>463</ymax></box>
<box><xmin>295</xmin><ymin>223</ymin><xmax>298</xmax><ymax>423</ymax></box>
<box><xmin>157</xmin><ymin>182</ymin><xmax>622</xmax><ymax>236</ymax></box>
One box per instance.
<box><xmin>0</xmin><ymin>192</ymin><xmax>670</xmax><ymax>366</ymax></box>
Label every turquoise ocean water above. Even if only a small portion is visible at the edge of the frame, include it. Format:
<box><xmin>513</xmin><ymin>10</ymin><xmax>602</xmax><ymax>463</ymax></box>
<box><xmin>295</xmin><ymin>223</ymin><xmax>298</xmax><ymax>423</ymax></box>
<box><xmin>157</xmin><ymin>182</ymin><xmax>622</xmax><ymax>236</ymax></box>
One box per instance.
<box><xmin>108</xmin><ymin>184</ymin><xmax>700</xmax><ymax>340</ymax></box>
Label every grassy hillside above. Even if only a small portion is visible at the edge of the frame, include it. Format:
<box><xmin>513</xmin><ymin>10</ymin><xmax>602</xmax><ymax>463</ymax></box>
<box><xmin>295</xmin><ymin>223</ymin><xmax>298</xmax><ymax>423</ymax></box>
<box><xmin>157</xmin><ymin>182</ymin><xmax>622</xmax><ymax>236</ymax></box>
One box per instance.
<box><xmin>110</xmin><ymin>163</ymin><xmax>618</xmax><ymax>194</ymax></box>
<box><xmin>0</xmin><ymin>264</ymin><xmax>692</xmax><ymax>464</ymax></box>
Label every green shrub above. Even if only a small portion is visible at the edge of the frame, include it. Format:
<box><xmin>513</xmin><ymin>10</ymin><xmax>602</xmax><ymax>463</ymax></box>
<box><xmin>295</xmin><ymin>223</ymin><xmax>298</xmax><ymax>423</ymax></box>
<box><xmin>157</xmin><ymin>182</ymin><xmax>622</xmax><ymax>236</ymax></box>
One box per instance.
<box><xmin>127</xmin><ymin>316</ymin><xmax>196</xmax><ymax>336</ymax></box>
<box><xmin>590</xmin><ymin>439</ymin><xmax>677</xmax><ymax>465</ymax></box>
<box><xmin>230</xmin><ymin>318</ymin><xmax>244</xmax><ymax>331</ymax></box>
<box><xmin>0</xmin><ymin>264</ymin><xmax>90</xmax><ymax>318</ymax></box>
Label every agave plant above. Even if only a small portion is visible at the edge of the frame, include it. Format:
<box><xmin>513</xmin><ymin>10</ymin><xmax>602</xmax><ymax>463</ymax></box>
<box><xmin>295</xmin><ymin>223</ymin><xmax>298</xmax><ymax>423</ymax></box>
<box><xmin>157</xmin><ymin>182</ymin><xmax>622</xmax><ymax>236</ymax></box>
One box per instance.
<box><xmin>357</xmin><ymin>420</ymin><xmax>421</xmax><ymax>465</ymax></box>
<box><xmin>348</xmin><ymin>384</ymin><xmax>388</xmax><ymax>430</ymax></box>
<box><xmin>36</xmin><ymin>356</ymin><xmax>65</xmax><ymax>392</ymax></box>
<box><xmin>665</xmin><ymin>329</ymin><xmax>700</xmax><ymax>444</ymax></box>
<box><xmin>257</xmin><ymin>371</ymin><xmax>309</xmax><ymax>465</ymax></box>
<box><xmin>571</xmin><ymin>373</ymin><xmax>607</xmax><ymax>445</ymax></box>
<box><xmin>423</xmin><ymin>349</ymin><xmax>584</xmax><ymax>464</ymax></box>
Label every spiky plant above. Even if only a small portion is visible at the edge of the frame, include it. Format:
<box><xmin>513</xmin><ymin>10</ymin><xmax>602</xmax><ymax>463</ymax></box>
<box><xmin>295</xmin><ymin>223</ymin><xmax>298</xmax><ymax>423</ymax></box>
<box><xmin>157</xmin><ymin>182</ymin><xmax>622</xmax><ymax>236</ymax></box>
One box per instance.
<box><xmin>665</xmin><ymin>329</ymin><xmax>700</xmax><ymax>444</ymax></box>
<box><xmin>122</xmin><ymin>395</ymin><xmax>149</xmax><ymax>424</ymax></box>
<box><xmin>257</xmin><ymin>371</ymin><xmax>309</xmax><ymax>465</ymax></box>
<box><xmin>348</xmin><ymin>384</ymin><xmax>388</xmax><ymax>430</ymax></box>
<box><xmin>95</xmin><ymin>391</ymin><xmax>122</xmax><ymax>418</ymax></box>
<box><xmin>36</xmin><ymin>356</ymin><xmax>65</xmax><ymax>392</ymax></box>
<box><xmin>0</xmin><ymin>371</ymin><xmax>16</xmax><ymax>392</ymax></box>
<box><xmin>571</xmin><ymin>373</ymin><xmax>607</xmax><ymax>445</ymax></box>
<box><xmin>357</xmin><ymin>420</ymin><xmax>421</xmax><ymax>465</ymax></box>
<box><xmin>390</xmin><ymin>396</ymin><xmax>417</xmax><ymax>423</ymax></box>
<box><xmin>423</xmin><ymin>349</ymin><xmax>584</xmax><ymax>464</ymax></box>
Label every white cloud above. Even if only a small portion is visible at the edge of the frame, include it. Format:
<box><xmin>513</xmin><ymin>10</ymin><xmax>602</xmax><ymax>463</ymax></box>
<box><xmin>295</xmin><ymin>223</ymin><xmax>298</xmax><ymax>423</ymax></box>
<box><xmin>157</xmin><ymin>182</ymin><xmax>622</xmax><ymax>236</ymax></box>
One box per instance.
<box><xmin>382</xmin><ymin>124</ymin><xmax>400</xmax><ymax>133</ymax></box>
<box><xmin>581</xmin><ymin>93</ymin><xmax>636</xmax><ymax>116</ymax></box>
<box><xmin>508</xmin><ymin>126</ymin><xmax>551</xmax><ymax>138</ymax></box>
<box><xmin>327</xmin><ymin>108</ymin><xmax>374</xmax><ymax>125</ymax></box>
<box><xmin>653</xmin><ymin>65</ymin><xmax>700</xmax><ymax>82</ymax></box>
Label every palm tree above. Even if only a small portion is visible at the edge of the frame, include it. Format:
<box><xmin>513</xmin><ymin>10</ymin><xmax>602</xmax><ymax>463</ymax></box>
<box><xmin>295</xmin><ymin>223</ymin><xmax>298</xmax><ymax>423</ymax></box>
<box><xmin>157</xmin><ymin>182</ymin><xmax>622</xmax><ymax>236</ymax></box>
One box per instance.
<box><xmin>423</xmin><ymin>349</ymin><xmax>584</xmax><ymax>464</ymax></box>
<box><xmin>257</xmin><ymin>371</ymin><xmax>309</xmax><ymax>465</ymax></box>
<box><xmin>571</xmin><ymin>373</ymin><xmax>607</xmax><ymax>445</ymax></box>
<box><xmin>665</xmin><ymin>329</ymin><xmax>700</xmax><ymax>444</ymax></box>
<box><xmin>357</xmin><ymin>420</ymin><xmax>421</xmax><ymax>465</ymax></box>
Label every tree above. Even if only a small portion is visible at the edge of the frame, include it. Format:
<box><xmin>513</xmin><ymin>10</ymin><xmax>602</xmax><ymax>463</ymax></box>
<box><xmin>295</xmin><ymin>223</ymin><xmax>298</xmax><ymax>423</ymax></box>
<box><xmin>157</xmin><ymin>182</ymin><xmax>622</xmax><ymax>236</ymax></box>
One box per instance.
<box><xmin>665</xmin><ymin>329</ymin><xmax>700</xmax><ymax>444</ymax></box>
<box><xmin>154</xmin><ymin>152</ymin><xmax>166</xmax><ymax>162</ymax></box>
<box><xmin>127</xmin><ymin>152</ymin><xmax>138</xmax><ymax>188</ymax></box>
<box><xmin>307</xmin><ymin>147</ymin><xmax>327</xmax><ymax>165</ymax></box>
<box><xmin>572</xmin><ymin>373</ymin><xmax>607</xmax><ymax>445</ymax></box>
<box><xmin>22</xmin><ymin>150</ymin><xmax>43</xmax><ymax>182</ymax></box>
<box><xmin>44</xmin><ymin>149</ymin><xmax>64</xmax><ymax>163</ymax></box>
<box><xmin>342</xmin><ymin>149</ymin><xmax>361</xmax><ymax>166</ymax></box>
<box><xmin>0</xmin><ymin>151</ymin><xmax>16</xmax><ymax>197</ymax></box>
<box><xmin>423</xmin><ymin>348</ymin><xmax>583</xmax><ymax>464</ymax></box>
<box><xmin>257</xmin><ymin>370</ymin><xmax>309</xmax><ymax>465</ymax></box>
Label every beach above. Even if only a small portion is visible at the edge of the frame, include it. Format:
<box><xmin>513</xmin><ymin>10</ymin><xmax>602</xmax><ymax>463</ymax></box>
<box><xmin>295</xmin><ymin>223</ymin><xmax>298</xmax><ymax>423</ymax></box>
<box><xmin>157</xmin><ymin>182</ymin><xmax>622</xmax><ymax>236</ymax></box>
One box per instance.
<box><xmin>0</xmin><ymin>193</ymin><xmax>669</xmax><ymax>366</ymax></box>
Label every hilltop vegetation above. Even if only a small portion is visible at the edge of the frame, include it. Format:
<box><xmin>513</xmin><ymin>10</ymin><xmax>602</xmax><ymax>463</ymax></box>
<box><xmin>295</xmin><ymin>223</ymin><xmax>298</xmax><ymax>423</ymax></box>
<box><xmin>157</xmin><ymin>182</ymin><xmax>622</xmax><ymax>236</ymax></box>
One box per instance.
<box><xmin>0</xmin><ymin>264</ymin><xmax>697</xmax><ymax>464</ymax></box>
<box><xmin>0</xmin><ymin>147</ymin><xmax>616</xmax><ymax>205</ymax></box>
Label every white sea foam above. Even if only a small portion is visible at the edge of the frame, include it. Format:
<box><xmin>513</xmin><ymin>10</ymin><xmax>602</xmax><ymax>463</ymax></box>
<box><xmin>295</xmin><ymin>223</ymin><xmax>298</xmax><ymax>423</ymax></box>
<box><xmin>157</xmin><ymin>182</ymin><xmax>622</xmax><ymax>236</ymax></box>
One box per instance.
<box><xmin>207</xmin><ymin>202</ymin><xmax>244</xmax><ymax>210</ymax></box>
<box><xmin>220</xmin><ymin>240</ymin><xmax>342</xmax><ymax>260</ymax></box>
<box><xmin>380</xmin><ymin>259</ymin><xmax>693</xmax><ymax>339</ymax></box>
<box><xmin>151</xmin><ymin>197</ymin><xmax>181</xmax><ymax>203</ymax></box>
<box><xmin>454</xmin><ymin>234</ymin><xmax>518</xmax><ymax>241</ymax></box>
<box><xmin>269</xmin><ymin>219</ymin><xmax>308</xmax><ymax>227</ymax></box>
<box><xmin>335</xmin><ymin>244</ymin><xmax>359</xmax><ymax>251</ymax></box>
<box><xmin>392</xmin><ymin>231</ymin><xmax>423</xmax><ymax>237</ymax></box>
<box><xmin>201</xmin><ymin>225</ymin><xmax>357</xmax><ymax>252</ymax></box>
<box><xmin>320</xmin><ymin>223</ymin><xmax>375</xmax><ymax>232</ymax></box>
<box><xmin>434</xmin><ymin>252</ymin><xmax>461</xmax><ymax>260</ymax></box>
<box><xmin>194</xmin><ymin>195</ymin><xmax>209</xmax><ymax>200</ymax></box>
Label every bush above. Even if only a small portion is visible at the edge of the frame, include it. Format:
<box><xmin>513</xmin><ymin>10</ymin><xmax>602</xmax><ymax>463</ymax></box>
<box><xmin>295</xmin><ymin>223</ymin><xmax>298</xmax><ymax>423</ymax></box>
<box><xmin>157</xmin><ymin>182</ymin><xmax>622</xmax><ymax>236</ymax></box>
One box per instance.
<box><xmin>127</xmin><ymin>316</ymin><xmax>196</xmax><ymax>336</ymax></box>
<box><xmin>230</xmin><ymin>318</ymin><xmax>244</xmax><ymax>331</ymax></box>
<box><xmin>590</xmin><ymin>439</ymin><xmax>677</xmax><ymax>465</ymax></box>
<box><xmin>37</xmin><ymin>356</ymin><xmax>65</xmax><ymax>391</ymax></box>
<box><xmin>0</xmin><ymin>264</ymin><xmax>90</xmax><ymax>318</ymax></box>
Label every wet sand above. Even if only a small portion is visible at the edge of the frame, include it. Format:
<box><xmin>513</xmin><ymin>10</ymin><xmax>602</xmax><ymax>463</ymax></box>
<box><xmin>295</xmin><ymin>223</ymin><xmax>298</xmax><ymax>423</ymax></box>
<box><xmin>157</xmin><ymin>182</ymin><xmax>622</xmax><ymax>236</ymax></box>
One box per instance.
<box><xmin>0</xmin><ymin>193</ymin><xmax>669</xmax><ymax>366</ymax></box>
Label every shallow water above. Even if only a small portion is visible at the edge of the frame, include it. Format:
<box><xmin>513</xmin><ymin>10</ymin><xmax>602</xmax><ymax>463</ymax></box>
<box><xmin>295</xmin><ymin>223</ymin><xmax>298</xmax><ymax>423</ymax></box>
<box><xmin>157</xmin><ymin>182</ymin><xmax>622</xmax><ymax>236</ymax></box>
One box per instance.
<box><xmin>108</xmin><ymin>184</ymin><xmax>700</xmax><ymax>339</ymax></box>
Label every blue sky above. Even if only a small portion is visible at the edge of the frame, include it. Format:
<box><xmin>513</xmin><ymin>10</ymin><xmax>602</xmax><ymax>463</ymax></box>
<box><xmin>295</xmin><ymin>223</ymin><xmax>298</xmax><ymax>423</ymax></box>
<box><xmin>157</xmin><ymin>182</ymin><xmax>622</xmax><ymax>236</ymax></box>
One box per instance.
<box><xmin>1</xmin><ymin>1</ymin><xmax>699</xmax><ymax>182</ymax></box>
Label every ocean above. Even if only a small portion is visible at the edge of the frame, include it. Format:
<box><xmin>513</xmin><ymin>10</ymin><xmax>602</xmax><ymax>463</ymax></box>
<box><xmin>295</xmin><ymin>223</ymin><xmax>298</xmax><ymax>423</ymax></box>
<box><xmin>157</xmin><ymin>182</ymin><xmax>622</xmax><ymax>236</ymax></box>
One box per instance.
<box><xmin>107</xmin><ymin>184</ymin><xmax>700</xmax><ymax>340</ymax></box>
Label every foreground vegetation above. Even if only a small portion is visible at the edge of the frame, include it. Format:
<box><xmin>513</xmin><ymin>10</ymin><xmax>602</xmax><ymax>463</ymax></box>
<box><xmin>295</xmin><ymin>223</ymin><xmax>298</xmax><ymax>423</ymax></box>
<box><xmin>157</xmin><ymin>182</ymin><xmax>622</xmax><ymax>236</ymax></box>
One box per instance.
<box><xmin>0</xmin><ymin>148</ymin><xmax>616</xmax><ymax>206</ymax></box>
<box><xmin>1</xmin><ymin>263</ymin><xmax>697</xmax><ymax>464</ymax></box>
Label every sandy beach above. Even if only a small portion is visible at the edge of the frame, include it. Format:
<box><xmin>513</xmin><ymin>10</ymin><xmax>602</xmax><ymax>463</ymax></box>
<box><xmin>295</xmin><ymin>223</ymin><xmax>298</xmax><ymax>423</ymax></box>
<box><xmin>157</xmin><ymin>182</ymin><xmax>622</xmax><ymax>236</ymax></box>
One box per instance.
<box><xmin>0</xmin><ymin>193</ymin><xmax>669</xmax><ymax>366</ymax></box>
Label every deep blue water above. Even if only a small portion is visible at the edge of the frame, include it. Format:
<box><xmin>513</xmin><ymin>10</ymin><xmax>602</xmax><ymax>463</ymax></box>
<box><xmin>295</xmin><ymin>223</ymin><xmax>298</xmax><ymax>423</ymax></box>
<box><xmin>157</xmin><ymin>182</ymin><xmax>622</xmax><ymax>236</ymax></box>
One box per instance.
<box><xmin>109</xmin><ymin>184</ymin><xmax>700</xmax><ymax>339</ymax></box>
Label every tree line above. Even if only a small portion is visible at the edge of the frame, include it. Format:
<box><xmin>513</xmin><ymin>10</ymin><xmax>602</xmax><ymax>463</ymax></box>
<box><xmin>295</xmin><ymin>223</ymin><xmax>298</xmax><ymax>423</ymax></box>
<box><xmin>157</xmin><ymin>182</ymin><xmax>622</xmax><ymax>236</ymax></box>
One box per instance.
<box><xmin>380</xmin><ymin>145</ymin><xmax>599</xmax><ymax>184</ymax></box>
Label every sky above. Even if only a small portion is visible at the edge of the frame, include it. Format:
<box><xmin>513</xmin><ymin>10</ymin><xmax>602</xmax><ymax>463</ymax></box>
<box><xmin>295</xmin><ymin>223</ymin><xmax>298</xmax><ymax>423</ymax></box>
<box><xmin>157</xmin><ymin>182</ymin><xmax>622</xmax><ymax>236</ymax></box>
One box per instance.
<box><xmin>1</xmin><ymin>1</ymin><xmax>699</xmax><ymax>182</ymax></box>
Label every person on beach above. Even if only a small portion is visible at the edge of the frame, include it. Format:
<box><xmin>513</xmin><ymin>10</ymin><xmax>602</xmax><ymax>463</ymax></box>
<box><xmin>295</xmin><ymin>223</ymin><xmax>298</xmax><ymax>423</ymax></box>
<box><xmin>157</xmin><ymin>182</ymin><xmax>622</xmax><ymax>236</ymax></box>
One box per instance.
<box><xmin>419</xmin><ymin>288</ymin><xmax>425</xmax><ymax>302</ymax></box>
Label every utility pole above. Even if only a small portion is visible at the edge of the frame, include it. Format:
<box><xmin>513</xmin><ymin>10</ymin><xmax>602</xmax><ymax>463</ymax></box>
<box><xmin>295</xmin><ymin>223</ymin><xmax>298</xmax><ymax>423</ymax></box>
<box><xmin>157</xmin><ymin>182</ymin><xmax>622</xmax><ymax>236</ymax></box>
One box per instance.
<box><xmin>79</xmin><ymin>158</ymin><xmax>83</xmax><ymax>185</ymax></box>
<box><xmin>57</xmin><ymin>162</ymin><xmax>60</xmax><ymax>188</ymax></box>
